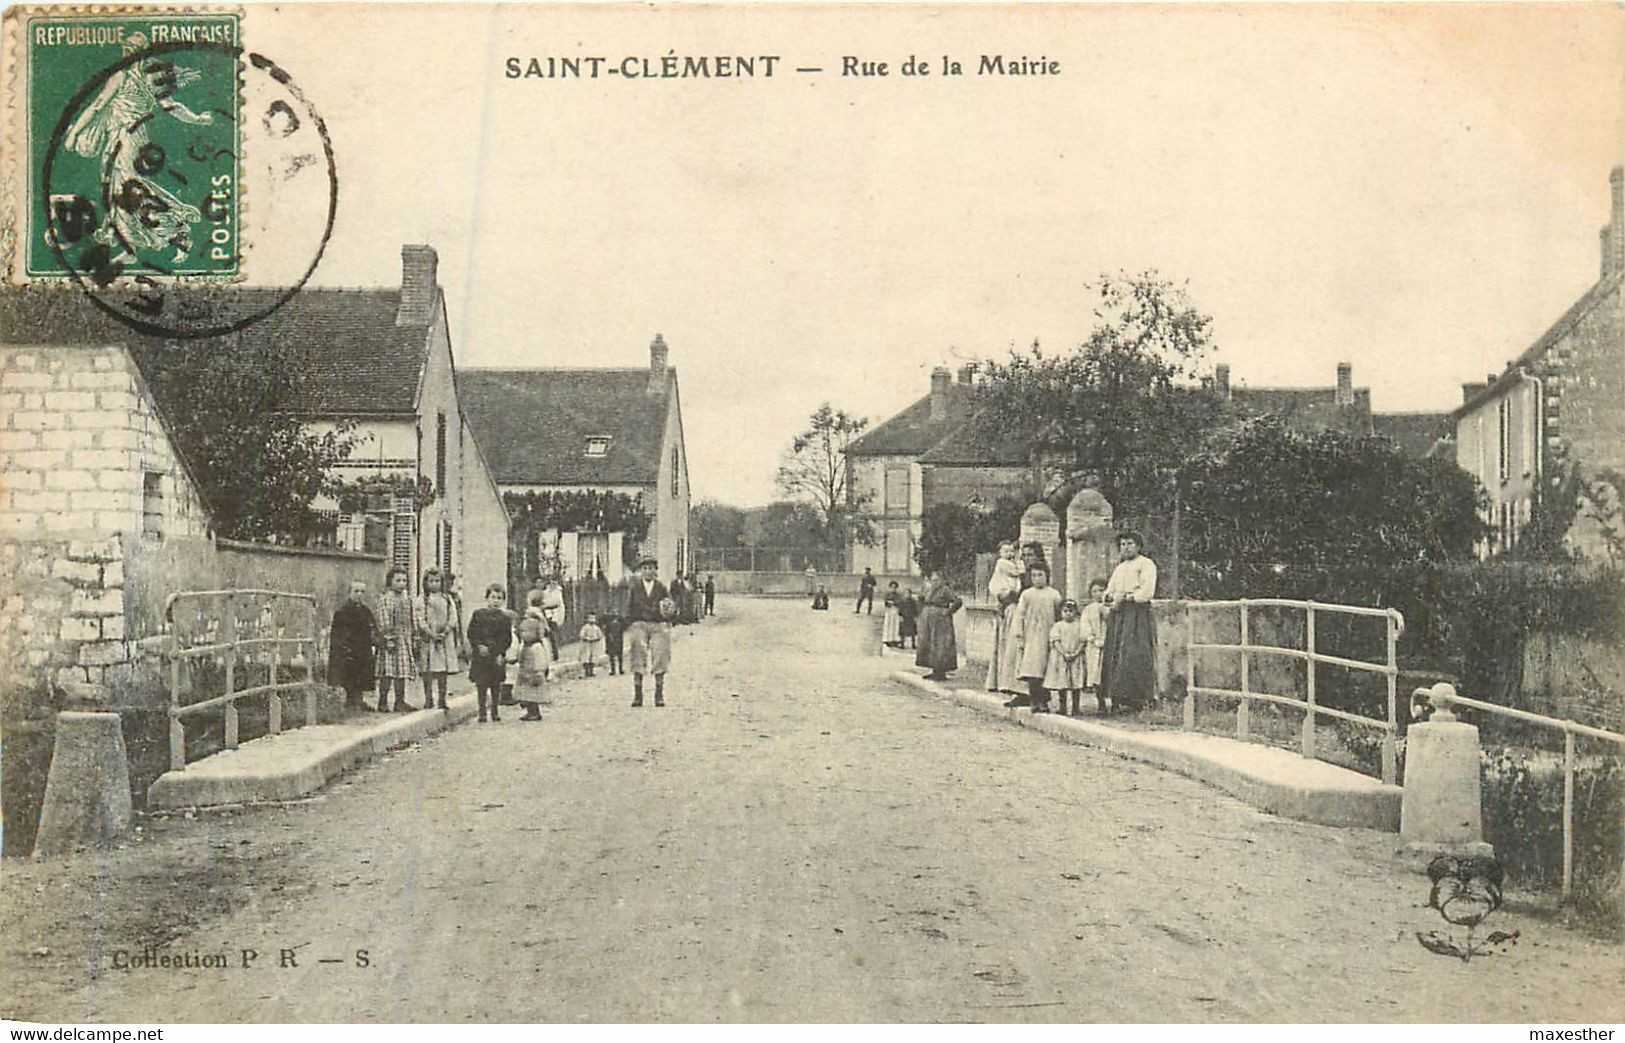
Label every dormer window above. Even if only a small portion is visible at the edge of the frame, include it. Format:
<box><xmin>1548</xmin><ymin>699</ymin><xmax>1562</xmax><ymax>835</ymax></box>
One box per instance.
<box><xmin>584</xmin><ymin>436</ymin><xmax>610</xmax><ymax>457</ymax></box>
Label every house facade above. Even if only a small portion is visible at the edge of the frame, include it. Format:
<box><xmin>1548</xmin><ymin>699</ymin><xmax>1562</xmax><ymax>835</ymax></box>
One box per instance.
<box><xmin>460</xmin><ymin>334</ymin><xmax>692</xmax><ymax>583</ymax></box>
<box><xmin>845</xmin><ymin>366</ymin><xmax>1030</xmax><ymax>577</ymax></box>
<box><xmin>1215</xmin><ymin>360</ymin><xmax>1452</xmax><ymax>457</ymax></box>
<box><xmin>1450</xmin><ymin>166</ymin><xmax>1625</xmax><ymax>559</ymax></box>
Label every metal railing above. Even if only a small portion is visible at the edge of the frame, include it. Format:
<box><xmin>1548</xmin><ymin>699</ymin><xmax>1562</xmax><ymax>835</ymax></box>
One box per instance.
<box><xmin>1185</xmin><ymin>598</ymin><xmax>1406</xmax><ymax>784</ymax></box>
<box><xmin>1414</xmin><ymin>681</ymin><xmax>1624</xmax><ymax>901</ymax></box>
<box><xmin>162</xmin><ymin>589</ymin><xmax>319</xmax><ymax>771</ymax></box>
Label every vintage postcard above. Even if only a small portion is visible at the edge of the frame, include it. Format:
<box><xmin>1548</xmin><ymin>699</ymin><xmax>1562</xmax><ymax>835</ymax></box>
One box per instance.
<box><xmin>0</xmin><ymin>1</ymin><xmax>1622</xmax><ymax>1027</ymax></box>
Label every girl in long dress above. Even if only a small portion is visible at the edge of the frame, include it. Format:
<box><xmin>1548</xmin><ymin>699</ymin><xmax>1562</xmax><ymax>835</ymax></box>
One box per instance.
<box><xmin>1099</xmin><ymin>532</ymin><xmax>1159</xmax><ymax>713</ymax></box>
<box><xmin>914</xmin><ymin>571</ymin><xmax>964</xmax><ymax>681</ymax></box>
<box><xmin>514</xmin><ymin>593</ymin><xmax>555</xmax><ymax>722</ymax></box>
<box><xmin>1012</xmin><ymin>563</ymin><xmax>1064</xmax><ymax>712</ymax></box>
<box><xmin>881</xmin><ymin>582</ymin><xmax>903</xmax><ymax>646</ymax></box>
<box><xmin>417</xmin><ymin>568</ymin><xmax>463</xmax><ymax>711</ymax></box>
<box><xmin>376</xmin><ymin>567</ymin><xmax>420</xmax><ymax>712</ymax></box>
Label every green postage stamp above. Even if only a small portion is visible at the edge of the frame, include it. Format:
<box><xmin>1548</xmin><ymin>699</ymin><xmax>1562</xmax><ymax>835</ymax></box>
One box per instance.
<box><xmin>22</xmin><ymin>11</ymin><xmax>241</xmax><ymax>283</ymax></box>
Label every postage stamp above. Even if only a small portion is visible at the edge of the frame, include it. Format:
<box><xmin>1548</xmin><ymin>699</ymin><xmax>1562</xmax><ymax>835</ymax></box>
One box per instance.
<box><xmin>25</xmin><ymin>11</ymin><xmax>242</xmax><ymax>283</ymax></box>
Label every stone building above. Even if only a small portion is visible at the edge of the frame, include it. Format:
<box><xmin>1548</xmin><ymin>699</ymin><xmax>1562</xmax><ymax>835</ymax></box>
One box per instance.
<box><xmin>460</xmin><ymin>334</ymin><xmax>692</xmax><ymax>582</ymax></box>
<box><xmin>1213</xmin><ymin>360</ymin><xmax>1452</xmax><ymax>457</ymax></box>
<box><xmin>1450</xmin><ymin>166</ymin><xmax>1625</xmax><ymax>558</ymax></box>
<box><xmin>844</xmin><ymin>365</ymin><xmax>1030</xmax><ymax>577</ymax></box>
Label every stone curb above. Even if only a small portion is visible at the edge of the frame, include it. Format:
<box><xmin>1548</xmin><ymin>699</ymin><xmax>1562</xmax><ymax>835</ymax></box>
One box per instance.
<box><xmin>146</xmin><ymin>653</ymin><xmax>617</xmax><ymax>810</ymax></box>
<box><xmin>889</xmin><ymin>670</ymin><xmax>1401</xmax><ymax>832</ymax></box>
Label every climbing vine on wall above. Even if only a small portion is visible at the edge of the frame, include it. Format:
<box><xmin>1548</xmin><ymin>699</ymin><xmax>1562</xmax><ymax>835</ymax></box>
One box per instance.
<box><xmin>502</xmin><ymin>490</ymin><xmax>653</xmax><ymax>576</ymax></box>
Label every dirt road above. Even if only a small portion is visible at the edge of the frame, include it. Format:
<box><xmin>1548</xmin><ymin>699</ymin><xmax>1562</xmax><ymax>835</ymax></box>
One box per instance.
<box><xmin>3</xmin><ymin>597</ymin><xmax>1619</xmax><ymax>1022</ymax></box>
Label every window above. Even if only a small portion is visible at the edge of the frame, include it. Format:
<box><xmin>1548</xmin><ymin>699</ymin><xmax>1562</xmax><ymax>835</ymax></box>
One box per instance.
<box><xmin>671</xmin><ymin>446</ymin><xmax>680</xmax><ymax>499</ymax></box>
<box><xmin>391</xmin><ymin>496</ymin><xmax>415</xmax><ymax>580</ymax></box>
<box><xmin>1497</xmin><ymin>397</ymin><xmax>1510</xmax><ymax>483</ymax></box>
<box><xmin>676</xmin><ymin>537</ymin><xmax>686</xmax><ymax>574</ymax></box>
<box><xmin>142</xmin><ymin>471</ymin><xmax>165</xmax><ymax>541</ymax></box>
<box><xmin>1523</xmin><ymin>383</ymin><xmax>1536</xmax><ymax>477</ymax></box>
<box><xmin>442</xmin><ymin>521</ymin><xmax>453</xmax><ymax>574</ymax></box>
<box><xmin>584</xmin><ymin>436</ymin><xmax>610</xmax><ymax>457</ymax></box>
<box><xmin>435</xmin><ymin>411</ymin><xmax>448</xmax><ymax>491</ymax></box>
<box><xmin>884</xmin><ymin>523</ymin><xmax>910</xmax><ymax>572</ymax></box>
<box><xmin>884</xmin><ymin>465</ymin><xmax>910</xmax><ymax>512</ymax></box>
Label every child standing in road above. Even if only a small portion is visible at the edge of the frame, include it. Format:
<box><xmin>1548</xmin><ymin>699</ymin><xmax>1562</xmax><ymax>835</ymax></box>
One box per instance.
<box><xmin>514</xmin><ymin>592</ymin><xmax>555</xmax><ymax>722</ymax></box>
<box><xmin>466</xmin><ymin>583</ymin><xmax>514</xmax><ymax>723</ymax></box>
<box><xmin>602</xmin><ymin>613</ymin><xmax>626</xmax><ymax>675</ymax></box>
<box><xmin>578</xmin><ymin>612</ymin><xmax>604</xmax><ymax>676</ymax></box>
<box><xmin>881</xmin><ymin>581</ymin><xmax>903</xmax><ymax>647</ymax></box>
<box><xmin>898</xmin><ymin>587</ymin><xmax>920</xmax><ymax>648</ymax></box>
<box><xmin>1044</xmin><ymin>598</ymin><xmax>1087</xmax><ymax>717</ymax></box>
<box><xmin>376</xmin><ymin>566</ymin><xmax>419</xmax><ymax>712</ymax></box>
<box><xmin>417</xmin><ymin>567</ymin><xmax>463</xmax><ymax>712</ymax></box>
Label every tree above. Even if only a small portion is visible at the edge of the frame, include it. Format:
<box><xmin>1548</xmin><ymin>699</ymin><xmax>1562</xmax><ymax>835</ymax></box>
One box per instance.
<box><xmin>915</xmin><ymin>494</ymin><xmax>1029</xmax><ymax>587</ymax></box>
<box><xmin>1176</xmin><ymin>415</ymin><xmax>1485</xmax><ymax>601</ymax></box>
<box><xmin>775</xmin><ymin>403</ymin><xmax>877</xmax><ymax>552</ymax></box>
<box><xmin>134</xmin><ymin>339</ymin><xmax>356</xmax><ymax>542</ymax></box>
<box><xmin>690</xmin><ymin>499</ymin><xmax>749</xmax><ymax>550</ymax></box>
<box><xmin>972</xmin><ymin>271</ymin><xmax>1226</xmax><ymax>515</ymax></box>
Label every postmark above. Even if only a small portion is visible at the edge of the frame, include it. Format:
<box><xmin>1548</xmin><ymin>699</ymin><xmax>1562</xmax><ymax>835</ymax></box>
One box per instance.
<box><xmin>19</xmin><ymin>9</ymin><xmax>338</xmax><ymax>337</ymax></box>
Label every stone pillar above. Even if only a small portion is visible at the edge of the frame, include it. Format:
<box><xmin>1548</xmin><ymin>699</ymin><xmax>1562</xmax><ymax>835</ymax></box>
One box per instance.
<box><xmin>1018</xmin><ymin>502</ymin><xmax>1062</xmax><ymax>592</ymax></box>
<box><xmin>1400</xmin><ymin>684</ymin><xmax>1493</xmax><ymax>864</ymax></box>
<box><xmin>33</xmin><ymin>711</ymin><xmax>132</xmax><ymax>856</ymax></box>
<box><xmin>1064</xmin><ymin>488</ymin><xmax>1115</xmax><ymax>604</ymax></box>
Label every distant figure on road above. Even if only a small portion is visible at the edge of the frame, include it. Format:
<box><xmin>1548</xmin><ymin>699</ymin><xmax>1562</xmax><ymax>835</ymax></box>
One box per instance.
<box><xmin>855</xmin><ymin>567</ymin><xmax>877</xmax><ymax>614</ymax></box>
<box><xmin>602</xmin><ymin>612</ymin><xmax>626</xmax><ymax>675</ymax></box>
<box><xmin>1099</xmin><ymin>532</ymin><xmax>1158</xmax><ymax>713</ymax></box>
<box><xmin>897</xmin><ymin>587</ymin><xmax>920</xmax><ymax>649</ymax></box>
<box><xmin>626</xmin><ymin>556</ymin><xmax>672</xmax><ymax>707</ymax></box>
<box><xmin>328</xmin><ymin>580</ymin><xmax>378</xmax><ymax>713</ymax></box>
<box><xmin>811</xmin><ymin>585</ymin><xmax>830</xmax><ymax>610</ymax></box>
<box><xmin>804</xmin><ymin>563</ymin><xmax>817</xmax><ymax>595</ymax></box>
<box><xmin>881</xmin><ymin>581</ymin><xmax>903</xmax><ymax>646</ymax></box>
<box><xmin>703</xmin><ymin>574</ymin><xmax>716</xmax><ymax>616</ymax></box>
<box><xmin>467</xmin><ymin>583</ymin><xmax>514</xmax><ymax>723</ymax></box>
<box><xmin>914</xmin><ymin>570</ymin><xmax>963</xmax><ymax>681</ymax></box>
<box><xmin>578</xmin><ymin>613</ymin><xmax>604</xmax><ymax>676</ymax></box>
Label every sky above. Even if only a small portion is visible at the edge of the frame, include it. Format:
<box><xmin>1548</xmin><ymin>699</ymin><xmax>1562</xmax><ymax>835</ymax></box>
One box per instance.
<box><xmin>222</xmin><ymin>3</ymin><xmax>1625</xmax><ymax>506</ymax></box>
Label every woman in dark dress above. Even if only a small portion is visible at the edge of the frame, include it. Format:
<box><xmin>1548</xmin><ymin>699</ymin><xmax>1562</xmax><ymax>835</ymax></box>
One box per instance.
<box><xmin>914</xmin><ymin>570</ymin><xmax>964</xmax><ymax>681</ymax></box>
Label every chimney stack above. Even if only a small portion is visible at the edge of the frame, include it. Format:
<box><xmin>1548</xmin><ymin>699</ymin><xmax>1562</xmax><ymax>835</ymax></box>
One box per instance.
<box><xmin>648</xmin><ymin>333</ymin><xmax>669</xmax><ymax>396</ymax></box>
<box><xmin>1610</xmin><ymin>166</ymin><xmax>1624</xmax><ymax>278</ymax></box>
<box><xmin>930</xmin><ymin>366</ymin><xmax>951</xmax><ymax>420</ymax></box>
<box><xmin>1603</xmin><ymin>225</ymin><xmax>1614</xmax><ymax>279</ymax></box>
<box><xmin>1335</xmin><ymin>362</ymin><xmax>1354</xmax><ymax>407</ymax></box>
<box><xmin>396</xmin><ymin>244</ymin><xmax>438</xmax><ymax>326</ymax></box>
<box><xmin>1462</xmin><ymin>381</ymin><xmax>1486</xmax><ymax>404</ymax></box>
<box><xmin>1214</xmin><ymin>363</ymin><xmax>1231</xmax><ymax>399</ymax></box>
<box><xmin>957</xmin><ymin>363</ymin><xmax>979</xmax><ymax>385</ymax></box>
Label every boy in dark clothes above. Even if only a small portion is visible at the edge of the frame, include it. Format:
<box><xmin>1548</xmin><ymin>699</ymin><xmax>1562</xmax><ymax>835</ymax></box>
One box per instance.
<box><xmin>328</xmin><ymin>580</ymin><xmax>379</xmax><ymax>712</ymax></box>
<box><xmin>466</xmin><ymin>583</ymin><xmax>515</xmax><ymax>722</ymax></box>
<box><xmin>602</xmin><ymin>613</ymin><xmax>627</xmax><ymax>675</ymax></box>
<box><xmin>897</xmin><ymin>588</ymin><xmax>920</xmax><ymax>649</ymax></box>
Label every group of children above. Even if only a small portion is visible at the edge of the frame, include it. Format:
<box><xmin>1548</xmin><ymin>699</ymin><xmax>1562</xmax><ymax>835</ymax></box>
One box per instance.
<box><xmin>989</xmin><ymin>541</ymin><xmax>1109</xmax><ymax>716</ymax></box>
<box><xmin>327</xmin><ymin>569</ymin><xmax>635</xmax><ymax>728</ymax></box>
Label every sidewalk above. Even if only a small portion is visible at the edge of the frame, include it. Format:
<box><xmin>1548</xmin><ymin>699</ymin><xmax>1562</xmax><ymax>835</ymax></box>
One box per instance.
<box><xmin>145</xmin><ymin>634</ymin><xmax>633</xmax><ymax>810</ymax></box>
<box><xmin>887</xmin><ymin>663</ymin><xmax>1402</xmax><ymax>832</ymax></box>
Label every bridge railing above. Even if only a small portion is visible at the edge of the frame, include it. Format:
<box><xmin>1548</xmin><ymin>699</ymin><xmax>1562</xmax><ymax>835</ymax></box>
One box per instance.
<box><xmin>162</xmin><ymin>589</ymin><xmax>320</xmax><ymax>771</ymax></box>
<box><xmin>1185</xmin><ymin>598</ymin><xmax>1405</xmax><ymax>784</ymax></box>
<box><xmin>1414</xmin><ymin>682</ymin><xmax>1623</xmax><ymax>902</ymax></box>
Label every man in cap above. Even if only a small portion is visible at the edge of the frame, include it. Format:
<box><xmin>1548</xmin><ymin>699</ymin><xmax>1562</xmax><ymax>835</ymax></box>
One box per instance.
<box><xmin>625</xmin><ymin>555</ymin><xmax>672</xmax><ymax>707</ymax></box>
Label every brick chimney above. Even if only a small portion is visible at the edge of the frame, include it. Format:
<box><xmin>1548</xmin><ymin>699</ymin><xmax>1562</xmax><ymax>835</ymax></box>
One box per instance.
<box><xmin>956</xmin><ymin>363</ymin><xmax>978</xmax><ymax>385</ymax></box>
<box><xmin>648</xmin><ymin>333</ymin><xmax>669</xmax><ymax>396</ymax></box>
<box><xmin>1335</xmin><ymin>362</ymin><xmax>1353</xmax><ymax>407</ymax></box>
<box><xmin>1462</xmin><ymin>381</ymin><xmax>1486</xmax><ymax>404</ymax></box>
<box><xmin>396</xmin><ymin>244</ymin><xmax>438</xmax><ymax>326</ymax></box>
<box><xmin>1214</xmin><ymin>363</ymin><xmax>1231</xmax><ymax>399</ymax></box>
<box><xmin>930</xmin><ymin>366</ymin><xmax>951</xmax><ymax>420</ymax></box>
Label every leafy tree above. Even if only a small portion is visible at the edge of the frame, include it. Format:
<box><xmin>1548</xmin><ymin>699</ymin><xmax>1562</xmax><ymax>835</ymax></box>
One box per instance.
<box><xmin>1177</xmin><ymin>415</ymin><xmax>1485</xmax><ymax>600</ymax></box>
<box><xmin>775</xmin><ymin>403</ymin><xmax>877</xmax><ymax>552</ymax></box>
<box><xmin>134</xmin><ymin>339</ymin><xmax>355</xmax><ymax>542</ymax></box>
<box><xmin>745</xmin><ymin>500</ymin><xmax>829</xmax><ymax>550</ymax></box>
<box><xmin>973</xmin><ymin>271</ymin><xmax>1226</xmax><ymax>515</ymax></box>
<box><xmin>690</xmin><ymin>499</ymin><xmax>749</xmax><ymax>550</ymax></box>
<box><xmin>915</xmin><ymin>494</ymin><xmax>1029</xmax><ymax>587</ymax></box>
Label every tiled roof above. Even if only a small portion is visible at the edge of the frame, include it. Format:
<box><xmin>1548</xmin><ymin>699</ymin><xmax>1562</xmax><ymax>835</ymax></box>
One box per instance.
<box><xmin>915</xmin><ymin>411</ymin><xmax>1031</xmax><ymax>466</ymax></box>
<box><xmin>460</xmin><ymin>368</ymin><xmax>672</xmax><ymax>487</ymax></box>
<box><xmin>847</xmin><ymin>383</ymin><xmax>979</xmax><ymax>457</ymax></box>
<box><xmin>1229</xmin><ymin>385</ymin><xmax>1374</xmax><ymax>436</ymax></box>
<box><xmin>1372</xmin><ymin>411</ymin><xmax>1453</xmax><ymax>458</ymax></box>
<box><xmin>0</xmin><ymin>287</ymin><xmax>432</xmax><ymax>416</ymax></box>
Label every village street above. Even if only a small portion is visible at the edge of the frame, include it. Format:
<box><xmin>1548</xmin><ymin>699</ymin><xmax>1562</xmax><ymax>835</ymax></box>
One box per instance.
<box><xmin>3</xmin><ymin>597</ymin><xmax>1620</xmax><ymax>1024</ymax></box>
